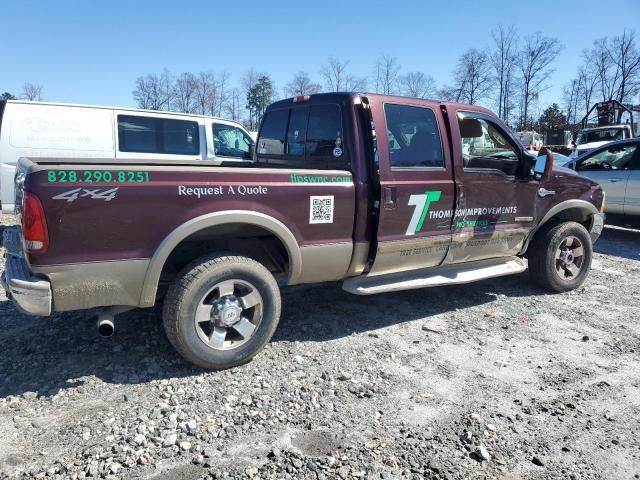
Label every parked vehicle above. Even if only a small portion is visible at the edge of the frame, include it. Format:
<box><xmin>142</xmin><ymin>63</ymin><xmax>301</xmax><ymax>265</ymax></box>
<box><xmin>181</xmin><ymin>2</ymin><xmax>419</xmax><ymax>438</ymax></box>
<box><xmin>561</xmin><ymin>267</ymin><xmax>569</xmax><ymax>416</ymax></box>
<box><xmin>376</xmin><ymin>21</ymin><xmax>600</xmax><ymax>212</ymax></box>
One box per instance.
<box><xmin>0</xmin><ymin>100</ymin><xmax>255</xmax><ymax>213</ymax></box>
<box><xmin>564</xmin><ymin>138</ymin><xmax>640</xmax><ymax>227</ymax></box>
<box><xmin>2</xmin><ymin>93</ymin><xmax>605</xmax><ymax>370</ymax></box>
<box><xmin>516</xmin><ymin>131</ymin><xmax>543</xmax><ymax>151</ymax></box>
<box><xmin>570</xmin><ymin>125</ymin><xmax>634</xmax><ymax>159</ymax></box>
<box><xmin>543</xmin><ymin>129</ymin><xmax>574</xmax><ymax>155</ymax></box>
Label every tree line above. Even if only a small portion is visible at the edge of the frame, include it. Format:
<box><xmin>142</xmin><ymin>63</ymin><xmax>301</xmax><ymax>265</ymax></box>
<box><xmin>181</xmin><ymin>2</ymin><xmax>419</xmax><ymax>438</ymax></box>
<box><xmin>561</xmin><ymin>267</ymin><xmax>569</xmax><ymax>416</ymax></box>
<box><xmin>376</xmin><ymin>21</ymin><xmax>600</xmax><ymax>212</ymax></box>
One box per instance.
<box><xmin>1</xmin><ymin>83</ymin><xmax>45</xmax><ymax>102</ymax></box>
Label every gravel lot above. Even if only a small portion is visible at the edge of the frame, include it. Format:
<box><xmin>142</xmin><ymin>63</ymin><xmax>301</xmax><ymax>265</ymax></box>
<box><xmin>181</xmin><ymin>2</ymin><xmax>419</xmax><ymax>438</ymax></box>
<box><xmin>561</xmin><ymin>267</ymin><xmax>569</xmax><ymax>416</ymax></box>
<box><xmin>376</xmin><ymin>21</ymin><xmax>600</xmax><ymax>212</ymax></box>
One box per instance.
<box><xmin>1</xmin><ymin>214</ymin><xmax>639</xmax><ymax>480</ymax></box>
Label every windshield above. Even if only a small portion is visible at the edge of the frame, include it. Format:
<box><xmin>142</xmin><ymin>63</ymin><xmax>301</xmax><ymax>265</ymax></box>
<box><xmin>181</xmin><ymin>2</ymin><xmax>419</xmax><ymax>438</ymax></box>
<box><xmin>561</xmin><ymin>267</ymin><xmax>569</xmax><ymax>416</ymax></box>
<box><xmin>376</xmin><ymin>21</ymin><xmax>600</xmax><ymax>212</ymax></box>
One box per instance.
<box><xmin>579</xmin><ymin>128</ymin><xmax>624</xmax><ymax>145</ymax></box>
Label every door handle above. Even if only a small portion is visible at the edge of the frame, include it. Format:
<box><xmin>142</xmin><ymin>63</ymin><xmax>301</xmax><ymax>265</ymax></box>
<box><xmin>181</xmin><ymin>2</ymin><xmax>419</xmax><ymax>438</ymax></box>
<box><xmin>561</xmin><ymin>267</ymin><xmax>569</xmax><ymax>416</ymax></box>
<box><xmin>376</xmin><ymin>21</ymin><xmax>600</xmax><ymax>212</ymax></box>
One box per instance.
<box><xmin>608</xmin><ymin>178</ymin><xmax>623</xmax><ymax>183</ymax></box>
<box><xmin>383</xmin><ymin>186</ymin><xmax>396</xmax><ymax>209</ymax></box>
<box><xmin>537</xmin><ymin>188</ymin><xmax>556</xmax><ymax>198</ymax></box>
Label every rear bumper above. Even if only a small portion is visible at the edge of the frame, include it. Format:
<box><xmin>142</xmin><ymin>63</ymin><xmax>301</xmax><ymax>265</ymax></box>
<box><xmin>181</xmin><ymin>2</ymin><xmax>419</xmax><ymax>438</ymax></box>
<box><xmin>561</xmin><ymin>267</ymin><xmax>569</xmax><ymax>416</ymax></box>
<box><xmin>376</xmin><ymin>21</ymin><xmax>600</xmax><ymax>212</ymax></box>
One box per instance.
<box><xmin>1</xmin><ymin>227</ymin><xmax>52</xmax><ymax>316</ymax></box>
<box><xmin>590</xmin><ymin>212</ymin><xmax>605</xmax><ymax>243</ymax></box>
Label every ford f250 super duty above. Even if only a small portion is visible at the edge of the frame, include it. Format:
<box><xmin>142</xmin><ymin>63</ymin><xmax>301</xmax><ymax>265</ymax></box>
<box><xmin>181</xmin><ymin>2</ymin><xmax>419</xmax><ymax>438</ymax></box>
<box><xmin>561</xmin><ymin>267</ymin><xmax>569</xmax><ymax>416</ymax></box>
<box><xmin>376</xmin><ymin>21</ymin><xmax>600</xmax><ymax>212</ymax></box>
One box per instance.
<box><xmin>1</xmin><ymin>93</ymin><xmax>605</xmax><ymax>369</ymax></box>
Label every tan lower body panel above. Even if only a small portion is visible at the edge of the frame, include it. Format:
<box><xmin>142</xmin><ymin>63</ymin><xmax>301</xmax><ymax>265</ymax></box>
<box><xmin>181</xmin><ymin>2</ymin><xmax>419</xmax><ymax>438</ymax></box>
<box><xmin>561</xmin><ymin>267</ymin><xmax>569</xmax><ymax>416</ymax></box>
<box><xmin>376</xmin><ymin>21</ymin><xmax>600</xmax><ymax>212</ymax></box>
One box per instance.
<box><xmin>32</xmin><ymin>259</ymin><xmax>150</xmax><ymax>311</ymax></box>
<box><xmin>296</xmin><ymin>242</ymin><xmax>353</xmax><ymax>284</ymax></box>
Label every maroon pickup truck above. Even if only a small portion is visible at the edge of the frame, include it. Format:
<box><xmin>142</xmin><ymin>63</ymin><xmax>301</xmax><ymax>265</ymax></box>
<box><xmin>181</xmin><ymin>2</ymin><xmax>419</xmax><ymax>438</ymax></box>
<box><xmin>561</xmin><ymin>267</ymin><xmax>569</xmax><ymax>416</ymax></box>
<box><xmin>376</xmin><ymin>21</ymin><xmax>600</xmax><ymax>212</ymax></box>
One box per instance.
<box><xmin>2</xmin><ymin>93</ymin><xmax>605</xmax><ymax>369</ymax></box>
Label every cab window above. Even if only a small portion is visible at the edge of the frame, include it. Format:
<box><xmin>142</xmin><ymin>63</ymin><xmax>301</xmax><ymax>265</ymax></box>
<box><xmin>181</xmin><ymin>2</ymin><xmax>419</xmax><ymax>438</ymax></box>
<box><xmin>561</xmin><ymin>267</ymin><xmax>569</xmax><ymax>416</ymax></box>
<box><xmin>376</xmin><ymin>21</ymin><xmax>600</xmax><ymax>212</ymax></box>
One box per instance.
<box><xmin>459</xmin><ymin>115</ymin><xmax>519</xmax><ymax>175</ymax></box>
<box><xmin>576</xmin><ymin>144</ymin><xmax>638</xmax><ymax>171</ymax></box>
<box><xmin>384</xmin><ymin>104</ymin><xmax>443</xmax><ymax>168</ymax></box>
<box><xmin>213</xmin><ymin>123</ymin><xmax>252</xmax><ymax>160</ymax></box>
<box><xmin>257</xmin><ymin>103</ymin><xmax>346</xmax><ymax>169</ymax></box>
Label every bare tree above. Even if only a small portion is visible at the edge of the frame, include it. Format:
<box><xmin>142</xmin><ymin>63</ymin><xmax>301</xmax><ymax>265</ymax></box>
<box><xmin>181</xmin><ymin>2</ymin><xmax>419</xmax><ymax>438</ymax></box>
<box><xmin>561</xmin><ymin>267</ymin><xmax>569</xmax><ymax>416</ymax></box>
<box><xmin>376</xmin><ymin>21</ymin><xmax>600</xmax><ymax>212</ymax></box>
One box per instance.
<box><xmin>562</xmin><ymin>78</ymin><xmax>580</xmax><ymax>126</ymax></box>
<box><xmin>132</xmin><ymin>70</ymin><xmax>173</xmax><ymax>111</ymax></box>
<box><xmin>452</xmin><ymin>48</ymin><xmax>492</xmax><ymax>104</ymax></box>
<box><xmin>216</xmin><ymin>71</ymin><xmax>231</xmax><ymax>117</ymax></box>
<box><xmin>577</xmin><ymin>66</ymin><xmax>597</xmax><ymax>121</ymax></box>
<box><xmin>320</xmin><ymin>57</ymin><xmax>367</xmax><ymax>92</ymax></box>
<box><xmin>284</xmin><ymin>71</ymin><xmax>322</xmax><ymax>97</ymax></box>
<box><xmin>610</xmin><ymin>30</ymin><xmax>640</xmax><ymax>117</ymax></box>
<box><xmin>224</xmin><ymin>88</ymin><xmax>242</xmax><ymax>121</ymax></box>
<box><xmin>194</xmin><ymin>72</ymin><xmax>215</xmax><ymax>116</ymax></box>
<box><xmin>373</xmin><ymin>55</ymin><xmax>401</xmax><ymax>95</ymax></box>
<box><xmin>22</xmin><ymin>83</ymin><xmax>43</xmax><ymax>101</ymax></box>
<box><xmin>517</xmin><ymin>33</ymin><xmax>562</xmax><ymax>129</ymax></box>
<box><xmin>490</xmin><ymin>25</ymin><xmax>518</xmax><ymax>122</ymax></box>
<box><xmin>173</xmin><ymin>72</ymin><xmax>198</xmax><ymax>113</ymax></box>
<box><xmin>400</xmin><ymin>72</ymin><xmax>437</xmax><ymax>98</ymax></box>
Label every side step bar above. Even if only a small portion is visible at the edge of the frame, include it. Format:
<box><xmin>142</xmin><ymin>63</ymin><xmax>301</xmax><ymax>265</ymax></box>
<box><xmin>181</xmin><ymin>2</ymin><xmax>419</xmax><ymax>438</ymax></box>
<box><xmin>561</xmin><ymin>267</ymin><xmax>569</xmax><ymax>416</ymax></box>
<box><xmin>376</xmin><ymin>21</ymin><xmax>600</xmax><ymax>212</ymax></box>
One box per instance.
<box><xmin>342</xmin><ymin>257</ymin><xmax>527</xmax><ymax>295</ymax></box>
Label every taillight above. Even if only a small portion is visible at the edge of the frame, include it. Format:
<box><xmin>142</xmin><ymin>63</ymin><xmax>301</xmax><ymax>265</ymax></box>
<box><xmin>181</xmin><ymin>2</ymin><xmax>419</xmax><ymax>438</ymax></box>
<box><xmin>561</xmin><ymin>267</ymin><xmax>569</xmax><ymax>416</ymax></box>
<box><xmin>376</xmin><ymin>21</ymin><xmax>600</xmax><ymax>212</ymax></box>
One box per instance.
<box><xmin>22</xmin><ymin>192</ymin><xmax>49</xmax><ymax>254</ymax></box>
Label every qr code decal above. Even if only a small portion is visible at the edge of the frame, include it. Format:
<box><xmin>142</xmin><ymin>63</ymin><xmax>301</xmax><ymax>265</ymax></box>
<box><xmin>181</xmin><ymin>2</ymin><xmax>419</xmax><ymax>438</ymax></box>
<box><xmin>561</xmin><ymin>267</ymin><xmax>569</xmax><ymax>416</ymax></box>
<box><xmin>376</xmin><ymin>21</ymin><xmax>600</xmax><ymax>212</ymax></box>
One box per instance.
<box><xmin>309</xmin><ymin>195</ymin><xmax>334</xmax><ymax>224</ymax></box>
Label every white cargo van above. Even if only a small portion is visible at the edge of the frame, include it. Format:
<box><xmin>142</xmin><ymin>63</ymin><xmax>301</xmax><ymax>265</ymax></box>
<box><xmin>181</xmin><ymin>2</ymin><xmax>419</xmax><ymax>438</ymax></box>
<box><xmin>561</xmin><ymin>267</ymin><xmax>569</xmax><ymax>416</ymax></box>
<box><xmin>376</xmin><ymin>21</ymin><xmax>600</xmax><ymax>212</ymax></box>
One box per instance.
<box><xmin>0</xmin><ymin>101</ymin><xmax>255</xmax><ymax>213</ymax></box>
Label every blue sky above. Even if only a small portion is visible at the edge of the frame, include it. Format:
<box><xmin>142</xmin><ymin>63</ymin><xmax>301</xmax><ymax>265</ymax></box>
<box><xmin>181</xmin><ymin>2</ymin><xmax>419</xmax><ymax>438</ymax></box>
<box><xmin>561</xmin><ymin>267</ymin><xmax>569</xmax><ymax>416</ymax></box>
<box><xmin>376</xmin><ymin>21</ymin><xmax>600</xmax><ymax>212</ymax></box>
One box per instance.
<box><xmin>1</xmin><ymin>0</ymin><xmax>638</xmax><ymax>117</ymax></box>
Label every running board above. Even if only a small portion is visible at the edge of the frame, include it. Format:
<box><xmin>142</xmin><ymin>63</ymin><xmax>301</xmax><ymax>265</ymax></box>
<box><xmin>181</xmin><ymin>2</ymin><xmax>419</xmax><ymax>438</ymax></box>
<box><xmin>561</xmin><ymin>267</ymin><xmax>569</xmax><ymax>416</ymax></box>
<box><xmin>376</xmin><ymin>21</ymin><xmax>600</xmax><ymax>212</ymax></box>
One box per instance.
<box><xmin>342</xmin><ymin>257</ymin><xmax>527</xmax><ymax>295</ymax></box>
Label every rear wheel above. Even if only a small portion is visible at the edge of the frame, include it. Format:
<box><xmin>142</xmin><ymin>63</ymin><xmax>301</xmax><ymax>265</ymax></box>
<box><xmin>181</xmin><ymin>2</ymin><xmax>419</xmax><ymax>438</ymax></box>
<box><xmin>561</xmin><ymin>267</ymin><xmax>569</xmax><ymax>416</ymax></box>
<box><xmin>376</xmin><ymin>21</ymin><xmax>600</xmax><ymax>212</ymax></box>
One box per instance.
<box><xmin>527</xmin><ymin>221</ymin><xmax>593</xmax><ymax>293</ymax></box>
<box><xmin>162</xmin><ymin>254</ymin><xmax>281</xmax><ymax>369</ymax></box>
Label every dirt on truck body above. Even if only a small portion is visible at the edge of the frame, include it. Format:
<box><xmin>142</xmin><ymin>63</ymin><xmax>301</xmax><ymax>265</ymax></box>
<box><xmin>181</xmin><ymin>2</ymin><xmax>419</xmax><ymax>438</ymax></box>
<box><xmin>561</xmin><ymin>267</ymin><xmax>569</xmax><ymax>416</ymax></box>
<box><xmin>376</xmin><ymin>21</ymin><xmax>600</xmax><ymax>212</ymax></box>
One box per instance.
<box><xmin>2</xmin><ymin>93</ymin><xmax>605</xmax><ymax>369</ymax></box>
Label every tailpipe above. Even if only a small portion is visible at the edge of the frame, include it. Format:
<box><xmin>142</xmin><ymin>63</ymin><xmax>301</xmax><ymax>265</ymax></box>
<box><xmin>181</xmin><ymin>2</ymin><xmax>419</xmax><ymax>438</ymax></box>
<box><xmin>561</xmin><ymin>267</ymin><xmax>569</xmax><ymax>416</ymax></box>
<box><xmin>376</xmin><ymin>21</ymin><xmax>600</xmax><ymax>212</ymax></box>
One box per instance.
<box><xmin>95</xmin><ymin>306</ymin><xmax>134</xmax><ymax>337</ymax></box>
<box><xmin>97</xmin><ymin>316</ymin><xmax>115</xmax><ymax>337</ymax></box>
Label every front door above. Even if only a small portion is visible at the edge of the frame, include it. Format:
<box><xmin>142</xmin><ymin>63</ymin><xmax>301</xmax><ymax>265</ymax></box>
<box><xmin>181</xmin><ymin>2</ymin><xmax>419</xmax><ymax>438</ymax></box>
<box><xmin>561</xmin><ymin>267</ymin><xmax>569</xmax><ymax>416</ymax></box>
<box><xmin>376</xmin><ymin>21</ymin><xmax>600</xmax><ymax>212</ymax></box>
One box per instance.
<box><xmin>575</xmin><ymin>142</ymin><xmax>639</xmax><ymax>218</ymax></box>
<box><xmin>445</xmin><ymin>111</ymin><xmax>538</xmax><ymax>264</ymax></box>
<box><xmin>368</xmin><ymin>101</ymin><xmax>455</xmax><ymax>276</ymax></box>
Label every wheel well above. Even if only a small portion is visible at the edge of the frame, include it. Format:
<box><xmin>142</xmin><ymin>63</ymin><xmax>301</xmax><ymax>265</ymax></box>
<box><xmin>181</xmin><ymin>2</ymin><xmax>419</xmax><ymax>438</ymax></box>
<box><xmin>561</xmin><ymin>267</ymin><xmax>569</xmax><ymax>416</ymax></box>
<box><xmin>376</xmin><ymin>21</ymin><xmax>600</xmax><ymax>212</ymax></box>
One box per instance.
<box><xmin>158</xmin><ymin>224</ymin><xmax>290</xmax><ymax>293</ymax></box>
<box><xmin>525</xmin><ymin>207</ymin><xmax>593</xmax><ymax>255</ymax></box>
<box><xmin>543</xmin><ymin>207</ymin><xmax>592</xmax><ymax>230</ymax></box>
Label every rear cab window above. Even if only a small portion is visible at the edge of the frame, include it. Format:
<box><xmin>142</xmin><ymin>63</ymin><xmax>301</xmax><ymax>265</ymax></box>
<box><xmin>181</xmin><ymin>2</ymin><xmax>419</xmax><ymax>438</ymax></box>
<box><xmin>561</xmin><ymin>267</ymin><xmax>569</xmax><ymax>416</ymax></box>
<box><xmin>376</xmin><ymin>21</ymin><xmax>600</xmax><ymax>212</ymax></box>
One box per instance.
<box><xmin>257</xmin><ymin>102</ymin><xmax>346</xmax><ymax>170</ymax></box>
<box><xmin>118</xmin><ymin>115</ymin><xmax>200</xmax><ymax>155</ymax></box>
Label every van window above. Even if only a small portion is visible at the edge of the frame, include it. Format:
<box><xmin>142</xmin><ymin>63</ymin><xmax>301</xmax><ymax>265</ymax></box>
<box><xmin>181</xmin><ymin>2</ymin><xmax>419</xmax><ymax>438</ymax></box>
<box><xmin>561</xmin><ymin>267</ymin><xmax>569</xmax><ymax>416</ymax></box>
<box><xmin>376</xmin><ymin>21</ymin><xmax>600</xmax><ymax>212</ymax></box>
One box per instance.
<box><xmin>384</xmin><ymin>104</ymin><xmax>443</xmax><ymax>168</ymax></box>
<box><xmin>213</xmin><ymin>123</ymin><xmax>252</xmax><ymax>159</ymax></box>
<box><xmin>118</xmin><ymin>115</ymin><xmax>199</xmax><ymax>155</ymax></box>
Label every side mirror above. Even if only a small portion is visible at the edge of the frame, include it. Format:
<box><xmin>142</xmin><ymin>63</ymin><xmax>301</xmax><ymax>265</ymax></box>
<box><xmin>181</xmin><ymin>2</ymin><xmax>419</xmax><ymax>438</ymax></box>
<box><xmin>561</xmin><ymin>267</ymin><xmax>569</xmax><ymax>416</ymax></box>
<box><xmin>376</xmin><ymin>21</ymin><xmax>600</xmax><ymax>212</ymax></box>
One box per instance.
<box><xmin>533</xmin><ymin>148</ymin><xmax>554</xmax><ymax>181</ymax></box>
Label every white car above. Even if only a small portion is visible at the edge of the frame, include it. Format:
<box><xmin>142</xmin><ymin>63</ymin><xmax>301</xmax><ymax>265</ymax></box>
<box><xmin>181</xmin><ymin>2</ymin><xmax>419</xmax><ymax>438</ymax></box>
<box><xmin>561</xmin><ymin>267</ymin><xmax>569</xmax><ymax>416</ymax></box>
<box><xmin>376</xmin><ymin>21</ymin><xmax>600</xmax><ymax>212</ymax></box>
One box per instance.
<box><xmin>0</xmin><ymin>101</ymin><xmax>255</xmax><ymax>213</ymax></box>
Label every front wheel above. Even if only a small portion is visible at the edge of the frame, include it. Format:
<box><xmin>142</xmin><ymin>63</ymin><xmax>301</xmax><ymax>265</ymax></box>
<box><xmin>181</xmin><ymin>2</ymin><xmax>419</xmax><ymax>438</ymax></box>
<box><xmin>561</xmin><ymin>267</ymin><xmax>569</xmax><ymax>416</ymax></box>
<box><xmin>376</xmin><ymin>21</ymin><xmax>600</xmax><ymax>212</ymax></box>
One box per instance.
<box><xmin>527</xmin><ymin>221</ymin><xmax>593</xmax><ymax>293</ymax></box>
<box><xmin>162</xmin><ymin>254</ymin><xmax>281</xmax><ymax>369</ymax></box>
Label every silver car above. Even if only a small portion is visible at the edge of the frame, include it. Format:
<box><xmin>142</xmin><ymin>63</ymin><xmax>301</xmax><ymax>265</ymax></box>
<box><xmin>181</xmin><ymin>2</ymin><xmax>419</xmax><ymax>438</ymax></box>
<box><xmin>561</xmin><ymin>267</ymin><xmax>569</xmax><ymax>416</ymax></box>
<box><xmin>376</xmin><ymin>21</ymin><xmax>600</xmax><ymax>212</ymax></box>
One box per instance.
<box><xmin>565</xmin><ymin>138</ymin><xmax>640</xmax><ymax>227</ymax></box>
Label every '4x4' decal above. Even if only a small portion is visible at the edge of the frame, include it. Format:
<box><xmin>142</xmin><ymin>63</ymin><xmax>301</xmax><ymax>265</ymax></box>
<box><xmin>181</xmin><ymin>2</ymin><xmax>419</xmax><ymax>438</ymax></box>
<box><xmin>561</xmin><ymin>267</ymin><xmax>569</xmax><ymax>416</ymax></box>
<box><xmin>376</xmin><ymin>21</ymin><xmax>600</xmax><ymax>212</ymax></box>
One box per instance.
<box><xmin>405</xmin><ymin>190</ymin><xmax>442</xmax><ymax>235</ymax></box>
<box><xmin>52</xmin><ymin>187</ymin><xmax>119</xmax><ymax>203</ymax></box>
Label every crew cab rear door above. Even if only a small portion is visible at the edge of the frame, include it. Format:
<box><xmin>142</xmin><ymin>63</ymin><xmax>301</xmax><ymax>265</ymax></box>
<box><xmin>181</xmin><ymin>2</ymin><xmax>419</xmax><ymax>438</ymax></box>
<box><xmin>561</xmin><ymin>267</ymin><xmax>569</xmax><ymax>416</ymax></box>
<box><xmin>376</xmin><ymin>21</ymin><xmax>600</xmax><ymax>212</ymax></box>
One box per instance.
<box><xmin>367</xmin><ymin>98</ymin><xmax>454</xmax><ymax>276</ymax></box>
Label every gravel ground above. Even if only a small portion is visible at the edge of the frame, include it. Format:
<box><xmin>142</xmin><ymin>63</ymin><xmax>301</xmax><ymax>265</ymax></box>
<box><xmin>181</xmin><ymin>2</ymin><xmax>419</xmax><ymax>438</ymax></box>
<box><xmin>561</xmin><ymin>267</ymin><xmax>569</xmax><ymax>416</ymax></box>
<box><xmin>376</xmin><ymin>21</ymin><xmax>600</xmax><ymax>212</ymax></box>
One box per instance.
<box><xmin>1</xmin><ymin>215</ymin><xmax>639</xmax><ymax>480</ymax></box>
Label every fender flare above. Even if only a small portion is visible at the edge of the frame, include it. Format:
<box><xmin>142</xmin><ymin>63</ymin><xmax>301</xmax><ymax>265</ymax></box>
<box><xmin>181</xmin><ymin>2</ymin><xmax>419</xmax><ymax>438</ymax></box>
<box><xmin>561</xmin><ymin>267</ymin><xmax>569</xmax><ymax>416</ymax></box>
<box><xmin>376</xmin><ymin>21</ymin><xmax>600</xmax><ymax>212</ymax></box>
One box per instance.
<box><xmin>522</xmin><ymin>199</ymin><xmax>599</xmax><ymax>252</ymax></box>
<box><xmin>139</xmin><ymin>210</ymin><xmax>302</xmax><ymax>307</ymax></box>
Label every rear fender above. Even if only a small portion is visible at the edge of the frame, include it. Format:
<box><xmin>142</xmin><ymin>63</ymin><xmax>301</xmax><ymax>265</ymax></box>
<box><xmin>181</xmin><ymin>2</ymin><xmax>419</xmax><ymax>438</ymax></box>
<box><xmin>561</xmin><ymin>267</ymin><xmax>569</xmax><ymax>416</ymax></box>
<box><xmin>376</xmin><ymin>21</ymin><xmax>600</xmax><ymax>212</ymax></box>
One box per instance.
<box><xmin>139</xmin><ymin>210</ymin><xmax>302</xmax><ymax>307</ymax></box>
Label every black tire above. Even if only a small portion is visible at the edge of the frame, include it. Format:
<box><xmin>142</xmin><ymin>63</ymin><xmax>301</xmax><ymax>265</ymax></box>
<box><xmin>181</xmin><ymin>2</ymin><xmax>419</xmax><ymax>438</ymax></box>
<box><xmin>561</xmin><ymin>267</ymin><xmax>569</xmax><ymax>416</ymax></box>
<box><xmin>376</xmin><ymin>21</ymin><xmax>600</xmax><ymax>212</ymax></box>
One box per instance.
<box><xmin>162</xmin><ymin>254</ymin><xmax>281</xmax><ymax>369</ymax></box>
<box><xmin>527</xmin><ymin>221</ymin><xmax>593</xmax><ymax>293</ymax></box>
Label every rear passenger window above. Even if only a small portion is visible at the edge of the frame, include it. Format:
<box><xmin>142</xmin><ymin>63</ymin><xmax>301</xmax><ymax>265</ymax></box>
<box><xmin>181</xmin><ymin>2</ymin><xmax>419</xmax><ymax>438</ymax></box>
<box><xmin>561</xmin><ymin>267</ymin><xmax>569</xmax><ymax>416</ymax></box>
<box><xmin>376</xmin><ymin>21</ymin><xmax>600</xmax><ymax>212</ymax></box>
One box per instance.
<box><xmin>118</xmin><ymin>115</ymin><xmax>199</xmax><ymax>155</ymax></box>
<box><xmin>308</xmin><ymin>104</ymin><xmax>343</xmax><ymax>159</ymax></box>
<box><xmin>257</xmin><ymin>104</ymin><xmax>346</xmax><ymax>169</ymax></box>
<box><xmin>384</xmin><ymin>104</ymin><xmax>443</xmax><ymax>168</ymax></box>
<box><xmin>286</xmin><ymin>107</ymin><xmax>308</xmax><ymax>157</ymax></box>
<box><xmin>258</xmin><ymin>109</ymin><xmax>288</xmax><ymax>156</ymax></box>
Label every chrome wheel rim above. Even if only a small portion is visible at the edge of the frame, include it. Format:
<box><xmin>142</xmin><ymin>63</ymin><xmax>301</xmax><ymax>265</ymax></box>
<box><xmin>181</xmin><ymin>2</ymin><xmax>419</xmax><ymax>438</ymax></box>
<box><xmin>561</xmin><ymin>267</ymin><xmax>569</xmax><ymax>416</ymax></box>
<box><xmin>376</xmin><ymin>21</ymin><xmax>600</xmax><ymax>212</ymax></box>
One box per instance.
<box><xmin>555</xmin><ymin>235</ymin><xmax>585</xmax><ymax>280</ymax></box>
<box><xmin>194</xmin><ymin>279</ymin><xmax>263</xmax><ymax>351</ymax></box>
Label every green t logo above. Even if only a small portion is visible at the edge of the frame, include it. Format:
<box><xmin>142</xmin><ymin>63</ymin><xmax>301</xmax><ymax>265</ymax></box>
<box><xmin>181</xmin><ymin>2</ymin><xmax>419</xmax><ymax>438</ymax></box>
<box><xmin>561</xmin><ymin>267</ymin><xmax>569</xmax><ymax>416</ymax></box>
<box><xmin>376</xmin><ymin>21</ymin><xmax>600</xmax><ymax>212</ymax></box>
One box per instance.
<box><xmin>406</xmin><ymin>190</ymin><xmax>442</xmax><ymax>235</ymax></box>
